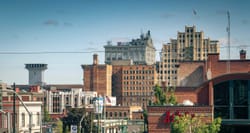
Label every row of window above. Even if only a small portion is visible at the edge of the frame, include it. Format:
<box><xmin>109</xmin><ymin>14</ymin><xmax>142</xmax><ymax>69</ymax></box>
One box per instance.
<box><xmin>178</xmin><ymin>33</ymin><xmax>201</xmax><ymax>38</ymax></box>
<box><xmin>123</xmin><ymin>81</ymin><xmax>154</xmax><ymax>85</ymax></box>
<box><xmin>123</xmin><ymin>76</ymin><xmax>154</xmax><ymax>80</ymax></box>
<box><xmin>163</xmin><ymin>59</ymin><xmax>178</xmax><ymax>63</ymax></box>
<box><xmin>123</xmin><ymin>70</ymin><xmax>154</xmax><ymax>74</ymax></box>
<box><xmin>123</xmin><ymin>86</ymin><xmax>153</xmax><ymax>90</ymax></box>
<box><xmin>107</xmin><ymin>111</ymin><xmax>127</xmax><ymax>118</ymax></box>
<box><xmin>123</xmin><ymin>92</ymin><xmax>153</xmax><ymax>96</ymax></box>
<box><xmin>158</xmin><ymin>70</ymin><xmax>177</xmax><ymax>74</ymax></box>
<box><xmin>158</xmin><ymin>76</ymin><xmax>177</xmax><ymax>80</ymax></box>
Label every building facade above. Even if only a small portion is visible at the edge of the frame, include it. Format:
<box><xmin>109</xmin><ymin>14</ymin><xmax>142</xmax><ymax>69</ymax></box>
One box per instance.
<box><xmin>158</xmin><ymin>26</ymin><xmax>219</xmax><ymax>86</ymax></box>
<box><xmin>147</xmin><ymin>52</ymin><xmax>250</xmax><ymax>133</ymax></box>
<box><xmin>82</xmin><ymin>54</ymin><xmax>112</xmax><ymax>96</ymax></box>
<box><xmin>43</xmin><ymin>86</ymin><xmax>97</xmax><ymax>118</ymax></box>
<box><xmin>0</xmin><ymin>84</ymin><xmax>43</xmax><ymax>133</ymax></box>
<box><xmin>104</xmin><ymin>30</ymin><xmax>156</xmax><ymax>65</ymax></box>
<box><xmin>112</xmin><ymin>64</ymin><xmax>157</xmax><ymax>107</ymax></box>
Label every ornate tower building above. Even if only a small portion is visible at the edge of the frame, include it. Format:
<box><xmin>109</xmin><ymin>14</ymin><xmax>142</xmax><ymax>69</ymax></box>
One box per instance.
<box><xmin>104</xmin><ymin>30</ymin><xmax>156</xmax><ymax>65</ymax></box>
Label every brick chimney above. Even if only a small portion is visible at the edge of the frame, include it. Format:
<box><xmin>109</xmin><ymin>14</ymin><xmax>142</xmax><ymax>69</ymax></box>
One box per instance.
<box><xmin>93</xmin><ymin>54</ymin><xmax>98</xmax><ymax>65</ymax></box>
<box><xmin>240</xmin><ymin>49</ymin><xmax>246</xmax><ymax>60</ymax></box>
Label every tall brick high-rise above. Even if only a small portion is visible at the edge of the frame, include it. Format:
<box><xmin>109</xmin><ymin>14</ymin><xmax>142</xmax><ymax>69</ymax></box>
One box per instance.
<box><xmin>81</xmin><ymin>54</ymin><xmax>112</xmax><ymax>96</ymax></box>
<box><xmin>112</xmin><ymin>64</ymin><xmax>157</xmax><ymax>107</ymax></box>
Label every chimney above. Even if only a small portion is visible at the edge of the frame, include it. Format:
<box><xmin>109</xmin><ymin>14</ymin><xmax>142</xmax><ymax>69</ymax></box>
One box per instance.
<box><xmin>240</xmin><ymin>49</ymin><xmax>246</xmax><ymax>60</ymax></box>
<box><xmin>93</xmin><ymin>54</ymin><xmax>98</xmax><ymax>65</ymax></box>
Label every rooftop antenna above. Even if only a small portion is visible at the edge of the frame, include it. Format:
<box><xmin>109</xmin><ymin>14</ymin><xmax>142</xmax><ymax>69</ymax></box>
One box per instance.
<box><xmin>226</xmin><ymin>11</ymin><xmax>230</xmax><ymax>73</ymax></box>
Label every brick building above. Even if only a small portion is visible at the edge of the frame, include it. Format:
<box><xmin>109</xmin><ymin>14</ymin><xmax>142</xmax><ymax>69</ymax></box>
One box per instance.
<box><xmin>147</xmin><ymin>51</ymin><xmax>250</xmax><ymax>133</ymax></box>
<box><xmin>81</xmin><ymin>54</ymin><xmax>112</xmax><ymax>96</ymax></box>
<box><xmin>112</xmin><ymin>64</ymin><xmax>157</xmax><ymax>107</ymax></box>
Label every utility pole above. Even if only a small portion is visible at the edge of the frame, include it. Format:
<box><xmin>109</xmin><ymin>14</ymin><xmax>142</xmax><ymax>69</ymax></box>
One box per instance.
<box><xmin>13</xmin><ymin>83</ymin><xmax>16</xmax><ymax>133</ymax></box>
<box><xmin>227</xmin><ymin>11</ymin><xmax>231</xmax><ymax>73</ymax></box>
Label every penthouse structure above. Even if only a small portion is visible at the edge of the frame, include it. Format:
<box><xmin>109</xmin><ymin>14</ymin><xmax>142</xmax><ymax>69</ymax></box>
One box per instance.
<box><xmin>104</xmin><ymin>30</ymin><xmax>156</xmax><ymax>65</ymax></box>
<box><xmin>158</xmin><ymin>26</ymin><xmax>219</xmax><ymax>86</ymax></box>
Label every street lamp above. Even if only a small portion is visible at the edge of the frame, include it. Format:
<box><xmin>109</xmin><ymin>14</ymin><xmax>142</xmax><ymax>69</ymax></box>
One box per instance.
<box><xmin>1</xmin><ymin>89</ymin><xmax>32</xmax><ymax>133</ymax></box>
<box><xmin>0</xmin><ymin>109</ymin><xmax>10</xmax><ymax>133</ymax></box>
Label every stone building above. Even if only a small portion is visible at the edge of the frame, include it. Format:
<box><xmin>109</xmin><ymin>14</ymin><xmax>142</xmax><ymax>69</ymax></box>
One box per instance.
<box><xmin>104</xmin><ymin>30</ymin><xmax>156</xmax><ymax>65</ymax></box>
<box><xmin>158</xmin><ymin>26</ymin><xmax>219</xmax><ymax>86</ymax></box>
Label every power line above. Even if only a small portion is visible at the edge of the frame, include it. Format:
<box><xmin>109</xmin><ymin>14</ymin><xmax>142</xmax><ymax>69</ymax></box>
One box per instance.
<box><xmin>0</xmin><ymin>51</ymin><xmax>104</xmax><ymax>55</ymax></box>
<box><xmin>0</xmin><ymin>45</ymin><xmax>249</xmax><ymax>55</ymax></box>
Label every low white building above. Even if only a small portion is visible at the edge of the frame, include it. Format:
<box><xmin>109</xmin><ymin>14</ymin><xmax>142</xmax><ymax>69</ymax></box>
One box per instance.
<box><xmin>18</xmin><ymin>101</ymin><xmax>43</xmax><ymax>133</ymax></box>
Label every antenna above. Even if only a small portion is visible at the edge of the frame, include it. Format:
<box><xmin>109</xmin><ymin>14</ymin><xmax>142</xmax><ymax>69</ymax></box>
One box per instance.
<box><xmin>227</xmin><ymin>11</ymin><xmax>230</xmax><ymax>73</ymax></box>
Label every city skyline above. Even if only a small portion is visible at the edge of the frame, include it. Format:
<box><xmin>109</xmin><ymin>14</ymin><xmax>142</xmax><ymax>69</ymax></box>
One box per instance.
<box><xmin>0</xmin><ymin>0</ymin><xmax>249</xmax><ymax>85</ymax></box>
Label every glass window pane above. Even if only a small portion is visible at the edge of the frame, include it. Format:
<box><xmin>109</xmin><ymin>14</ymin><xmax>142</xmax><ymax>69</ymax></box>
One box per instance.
<box><xmin>214</xmin><ymin>81</ymin><xmax>229</xmax><ymax>105</ymax></box>
<box><xmin>233</xmin><ymin>80</ymin><xmax>248</xmax><ymax>105</ymax></box>
<box><xmin>234</xmin><ymin>107</ymin><xmax>248</xmax><ymax>119</ymax></box>
<box><xmin>214</xmin><ymin>107</ymin><xmax>229</xmax><ymax>119</ymax></box>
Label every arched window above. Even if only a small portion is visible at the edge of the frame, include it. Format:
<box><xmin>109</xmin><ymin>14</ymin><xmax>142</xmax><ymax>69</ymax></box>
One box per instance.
<box><xmin>214</xmin><ymin>80</ymin><xmax>249</xmax><ymax>119</ymax></box>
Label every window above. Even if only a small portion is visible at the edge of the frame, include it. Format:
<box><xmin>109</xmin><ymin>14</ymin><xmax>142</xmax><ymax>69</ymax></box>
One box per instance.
<box><xmin>214</xmin><ymin>80</ymin><xmax>249</xmax><ymax>119</ymax></box>
<box><xmin>37</xmin><ymin>112</ymin><xmax>40</xmax><ymax>125</ymax></box>
<box><xmin>22</xmin><ymin>113</ymin><xmax>25</xmax><ymax>127</ymax></box>
<box><xmin>124</xmin><ymin>112</ymin><xmax>127</xmax><ymax>117</ymax></box>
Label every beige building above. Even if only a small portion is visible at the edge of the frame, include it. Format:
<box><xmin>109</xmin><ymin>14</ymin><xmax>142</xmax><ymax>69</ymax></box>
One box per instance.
<box><xmin>158</xmin><ymin>26</ymin><xmax>219</xmax><ymax>86</ymax></box>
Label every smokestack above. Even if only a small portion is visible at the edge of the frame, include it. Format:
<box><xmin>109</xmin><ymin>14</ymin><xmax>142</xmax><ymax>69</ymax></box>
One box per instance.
<box><xmin>93</xmin><ymin>54</ymin><xmax>98</xmax><ymax>65</ymax></box>
<box><xmin>240</xmin><ymin>49</ymin><xmax>246</xmax><ymax>60</ymax></box>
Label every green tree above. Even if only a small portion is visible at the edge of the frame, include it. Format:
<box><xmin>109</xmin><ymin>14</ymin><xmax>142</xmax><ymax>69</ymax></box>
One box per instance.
<box><xmin>54</xmin><ymin>120</ymin><xmax>63</xmax><ymax>133</ymax></box>
<box><xmin>172</xmin><ymin>114</ymin><xmax>221</xmax><ymax>133</ymax></box>
<box><xmin>143</xmin><ymin>110</ymin><xmax>148</xmax><ymax>133</ymax></box>
<box><xmin>62</xmin><ymin>108</ymin><xmax>98</xmax><ymax>133</ymax></box>
<box><xmin>167</xmin><ymin>87</ymin><xmax>177</xmax><ymax>105</ymax></box>
<box><xmin>62</xmin><ymin>108</ymin><xmax>85</xmax><ymax>133</ymax></box>
<box><xmin>43</xmin><ymin>107</ymin><xmax>51</xmax><ymax>122</ymax></box>
<box><xmin>153</xmin><ymin>85</ymin><xmax>177</xmax><ymax>105</ymax></box>
<box><xmin>153</xmin><ymin>84</ymin><xmax>167</xmax><ymax>105</ymax></box>
<box><xmin>81</xmin><ymin>112</ymin><xmax>98</xmax><ymax>133</ymax></box>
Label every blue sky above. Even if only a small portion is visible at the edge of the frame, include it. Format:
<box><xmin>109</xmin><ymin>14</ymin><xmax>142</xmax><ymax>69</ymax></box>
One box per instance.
<box><xmin>0</xmin><ymin>0</ymin><xmax>249</xmax><ymax>85</ymax></box>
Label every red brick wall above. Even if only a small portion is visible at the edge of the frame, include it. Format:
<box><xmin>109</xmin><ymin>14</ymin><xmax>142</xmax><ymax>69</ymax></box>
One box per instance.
<box><xmin>177</xmin><ymin>62</ymin><xmax>205</xmax><ymax>87</ymax></box>
<box><xmin>82</xmin><ymin>65</ymin><xmax>111</xmax><ymax>96</ymax></box>
<box><xmin>147</xmin><ymin>106</ymin><xmax>213</xmax><ymax>133</ymax></box>
<box><xmin>207</xmin><ymin>53</ymin><xmax>250</xmax><ymax>78</ymax></box>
